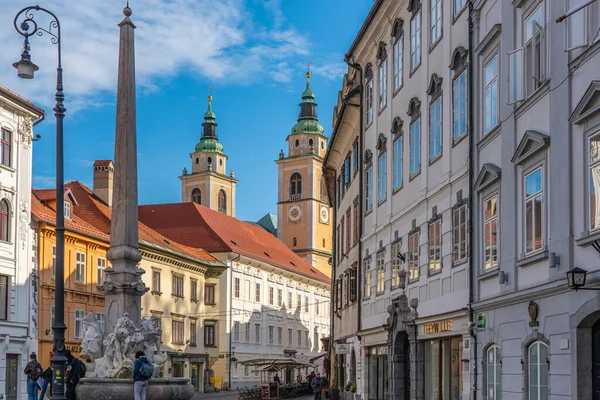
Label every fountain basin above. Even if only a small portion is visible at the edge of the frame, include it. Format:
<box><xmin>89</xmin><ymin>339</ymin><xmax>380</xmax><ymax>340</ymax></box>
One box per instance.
<box><xmin>76</xmin><ymin>377</ymin><xmax>195</xmax><ymax>400</ymax></box>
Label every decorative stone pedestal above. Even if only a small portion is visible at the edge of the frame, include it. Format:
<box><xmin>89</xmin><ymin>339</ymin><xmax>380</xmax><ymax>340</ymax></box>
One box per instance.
<box><xmin>76</xmin><ymin>378</ymin><xmax>195</xmax><ymax>400</ymax></box>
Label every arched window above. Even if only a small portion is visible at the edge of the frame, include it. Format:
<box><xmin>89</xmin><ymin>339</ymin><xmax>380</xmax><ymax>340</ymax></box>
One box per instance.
<box><xmin>293</xmin><ymin>237</ymin><xmax>297</xmax><ymax>247</ymax></box>
<box><xmin>295</xmin><ymin>139</ymin><xmax>300</xmax><ymax>148</ymax></box>
<box><xmin>0</xmin><ymin>199</ymin><xmax>8</xmax><ymax>242</ymax></box>
<box><xmin>309</xmin><ymin>138</ymin><xmax>314</xmax><ymax>148</ymax></box>
<box><xmin>207</xmin><ymin>156</ymin><xmax>212</xmax><ymax>165</ymax></box>
<box><xmin>218</xmin><ymin>190</ymin><xmax>227</xmax><ymax>214</ymax></box>
<box><xmin>195</xmin><ymin>157</ymin><xmax>199</xmax><ymax>165</ymax></box>
<box><xmin>191</xmin><ymin>188</ymin><xmax>201</xmax><ymax>205</ymax></box>
<box><xmin>528</xmin><ymin>341</ymin><xmax>548</xmax><ymax>400</ymax></box>
<box><xmin>290</xmin><ymin>173</ymin><xmax>302</xmax><ymax>200</ymax></box>
<box><xmin>486</xmin><ymin>345</ymin><xmax>501</xmax><ymax>400</ymax></box>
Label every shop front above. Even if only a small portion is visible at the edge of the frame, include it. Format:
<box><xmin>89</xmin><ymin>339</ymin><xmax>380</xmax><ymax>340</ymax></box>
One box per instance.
<box><xmin>365</xmin><ymin>345</ymin><xmax>388</xmax><ymax>400</ymax></box>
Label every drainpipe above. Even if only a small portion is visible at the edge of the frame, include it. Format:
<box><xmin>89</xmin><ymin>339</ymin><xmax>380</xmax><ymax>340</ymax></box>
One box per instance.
<box><xmin>228</xmin><ymin>252</ymin><xmax>241</xmax><ymax>390</ymax></box>
<box><xmin>467</xmin><ymin>1</ymin><xmax>477</xmax><ymax>400</ymax></box>
<box><xmin>325</xmin><ymin>165</ymin><xmax>338</xmax><ymax>395</ymax></box>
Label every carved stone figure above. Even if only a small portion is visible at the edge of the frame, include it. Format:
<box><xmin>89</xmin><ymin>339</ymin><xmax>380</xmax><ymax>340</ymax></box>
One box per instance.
<box><xmin>81</xmin><ymin>312</ymin><xmax>104</xmax><ymax>360</ymax></box>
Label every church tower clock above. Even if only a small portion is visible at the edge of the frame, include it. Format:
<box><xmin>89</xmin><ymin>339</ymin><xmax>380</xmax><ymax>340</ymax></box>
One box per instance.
<box><xmin>180</xmin><ymin>93</ymin><xmax>237</xmax><ymax>216</ymax></box>
<box><xmin>276</xmin><ymin>69</ymin><xmax>332</xmax><ymax>278</ymax></box>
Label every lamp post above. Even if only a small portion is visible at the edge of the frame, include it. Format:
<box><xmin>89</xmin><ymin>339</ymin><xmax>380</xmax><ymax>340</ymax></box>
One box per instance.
<box><xmin>13</xmin><ymin>6</ymin><xmax>67</xmax><ymax>400</ymax></box>
<box><xmin>565</xmin><ymin>267</ymin><xmax>600</xmax><ymax>291</ymax></box>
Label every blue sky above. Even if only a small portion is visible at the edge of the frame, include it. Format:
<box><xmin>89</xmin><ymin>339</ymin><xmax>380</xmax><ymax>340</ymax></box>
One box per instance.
<box><xmin>0</xmin><ymin>0</ymin><xmax>372</xmax><ymax>221</ymax></box>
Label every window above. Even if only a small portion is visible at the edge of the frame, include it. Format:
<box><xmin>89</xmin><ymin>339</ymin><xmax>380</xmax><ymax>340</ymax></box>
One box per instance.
<box><xmin>255</xmin><ymin>324</ymin><xmax>261</xmax><ymax>344</ymax></box>
<box><xmin>430</xmin><ymin>0</ymin><xmax>442</xmax><ymax>44</ymax></box>
<box><xmin>484</xmin><ymin>55</ymin><xmax>499</xmax><ymax>134</ymax></box>
<box><xmin>455</xmin><ymin>0</ymin><xmax>467</xmax><ymax>15</ymax></box>
<box><xmin>305</xmin><ymin>295</ymin><xmax>309</xmax><ymax>312</ymax></box>
<box><xmin>50</xmin><ymin>305</ymin><xmax>55</xmax><ymax>335</ymax></box>
<box><xmin>353</xmin><ymin>141</ymin><xmax>359</xmax><ymax>175</ymax></box>
<box><xmin>424</xmin><ymin>338</ymin><xmax>463</xmax><ymax>400</ymax></box>
<box><xmin>1</xmin><ymin>129</ymin><xmax>11</xmax><ymax>167</ymax></box>
<box><xmin>191</xmin><ymin>188</ymin><xmax>201</xmax><ymax>204</ymax></box>
<box><xmin>410</xmin><ymin>11</ymin><xmax>422</xmax><ymax>70</ymax></box>
<box><xmin>528</xmin><ymin>341</ymin><xmax>548</xmax><ymax>400</ymax></box>
<box><xmin>288</xmin><ymin>290</ymin><xmax>292</xmax><ymax>308</ymax></box>
<box><xmin>453</xmin><ymin>71</ymin><xmax>467</xmax><ymax>140</ymax></box>
<box><xmin>429</xmin><ymin>219</ymin><xmax>442</xmax><ymax>273</ymax></box>
<box><xmin>336</xmin><ymin>279</ymin><xmax>343</xmax><ymax>311</ymax></box>
<box><xmin>51</xmin><ymin>244</ymin><xmax>56</xmax><ymax>278</ymax></box>
<box><xmin>218</xmin><ymin>190</ymin><xmax>227</xmax><ymax>214</ymax></box>
<box><xmin>453</xmin><ymin>204</ymin><xmax>467</xmax><ymax>264</ymax></box>
<box><xmin>484</xmin><ymin>195</ymin><xmax>499</xmax><ymax>270</ymax></box>
<box><xmin>315</xmin><ymin>299</ymin><xmax>319</xmax><ymax>315</ymax></box>
<box><xmin>64</xmin><ymin>202</ymin><xmax>71</xmax><ymax>219</ymax></box>
<box><xmin>191</xmin><ymin>279</ymin><xmax>198</xmax><ymax>301</ymax></box>
<box><xmin>152</xmin><ymin>270</ymin><xmax>161</xmax><ymax>293</ymax></box>
<box><xmin>349</xmin><ymin>265</ymin><xmax>357</xmax><ymax>301</ymax></box>
<box><xmin>0</xmin><ymin>275</ymin><xmax>7</xmax><ymax>321</ymax></box>
<box><xmin>353</xmin><ymin>201</ymin><xmax>359</xmax><ymax>244</ymax></box>
<box><xmin>244</xmin><ymin>366</ymin><xmax>250</xmax><ymax>377</ymax></box>
<box><xmin>341</xmin><ymin>217</ymin><xmax>345</xmax><ymax>256</ymax></box>
<box><xmin>96</xmin><ymin>257</ymin><xmax>106</xmax><ymax>285</ymax></box>
<box><xmin>234</xmin><ymin>277</ymin><xmax>240</xmax><ymax>298</ymax></box>
<box><xmin>75</xmin><ymin>252</ymin><xmax>85</xmax><ymax>283</ymax></box>
<box><xmin>278</xmin><ymin>327</ymin><xmax>283</xmax><ymax>345</ymax></box>
<box><xmin>379</xmin><ymin>52</ymin><xmax>388</xmax><ymax>109</ymax></box>
<box><xmin>566</xmin><ymin>0</ymin><xmax>588</xmax><ymax>50</ymax></box>
<box><xmin>589</xmin><ymin>134</ymin><xmax>600</xmax><ymax>230</ymax></box>
<box><xmin>288</xmin><ymin>329</ymin><xmax>293</xmax><ymax>346</ymax></box>
<box><xmin>0</xmin><ymin>200</ymin><xmax>8</xmax><ymax>242</ymax></box>
<box><xmin>344</xmin><ymin>155</ymin><xmax>351</xmax><ymax>185</ymax></box>
<box><xmin>190</xmin><ymin>320</ymin><xmax>197</xmax><ymax>345</ymax></box>
<box><xmin>155</xmin><ymin>317</ymin><xmax>162</xmax><ymax>343</ymax></box>
<box><xmin>393</xmin><ymin>35</ymin><xmax>403</xmax><ymax>90</ymax></box>
<box><xmin>364</xmin><ymin>258</ymin><xmax>372</xmax><ymax>298</ymax></box>
<box><xmin>205</xmin><ymin>284</ymin><xmax>216</xmax><ymax>304</ymax></box>
<box><xmin>346</xmin><ymin>209</ymin><xmax>351</xmax><ymax>251</ymax></box>
<box><xmin>429</xmin><ymin>98</ymin><xmax>442</xmax><ymax>159</ymax></box>
<box><xmin>255</xmin><ymin>283</ymin><xmax>261</xmax><ymax>302</ymax></box>
<box><xmin>74</xmin><ymin>309</ymin><xmax>85</xmax><ymax>339</ymax></box>
<box><xmin>410</xmin><ymin>118</ymin><xmax>421</xmax><ymax>176</ymax></box>
<box><xmin>378</xmin><ymin>153</ymin><xmax>387</xmax><ymax>203</ymax></box>
<box><xmin>269</xmin><ymin>286</ymin><xmax>274</xmax><ymax>305</ymax></box>
<box><xmin>278</xmin><ymin>288</ymin><xmax>282</xmax><ymax>306</ymax></box>
<box><xmin>297</xmin><ymin>294</ymin><xmax>302</xmax><ymax>310</ymax></box>
<box><xmin>204</xmin><ymin>323</ymin><xmax>215</xmax><ymax>346</ymax></box>
<box><xmin>305</xmin><ymin>331</ymin><xmax>309</xmax><ymax>348</ymax></box>
<box><xmin>245</xmin><ymin>323</ymin><xmax>250</xmax><ymax>342</ymax></box>
<box><xmin>391</xmin><ymin>242</ymin><xmax>400</xmax><ymax>288</ymax></box>
<box><xmin>290</xmin><ymin>173</ymin><xmax>302</xmax><ymax>200</ymax></box>
<box><xmin>366</xmin><ymin>69</ymin><xmax>374</xmax><ymax>125</ymax></box>
<box><xmin>376</xmin><ymin>252</ymin><xmax>385</xmax><ymax>293</ymax></box>
<box><xmin>231</xmin><ymin>321</ymin><xmax>240</xmax><ymax>342</ymax></box>
<box><xmin>366</xmin><ymin>166</ymin><xmax>373</xmax><ymax>212</ymax></box>
<box><xmin>525</xmin><ymin>167</ymin><xmax>544</xmax><ymax>254</ymax></box>
<box><xmin>487</xmin><ymin>346</ymin><xmax>502</xmax><ymax>400</ymax></box>
<box><xmin>95</xmin><ymin>313</ymin><xmax>105</xmax><ymax>335</ymax></box>
<box><xmin>393</xmin><ymin>137</ymin><xmax>403</xmax><ymax>190</ymax></box>
<box><xmin>314</xmin><ymin>328</ymin><xmax>319</xmax><ymax>350</ymax></box>
<box><xmin>269</xmin><ymin>326</ymin><xmax>274</xmax><ymax>345</ymax></box>
<box><xmin>409</xmin><ymin>231</ymin><xmax>420</xmax><ymax>280</ymax></box>
<box><xmin>173</xmin><ymin>275</ymin><xmax>184</xmax><ymax>297</ymax></box>
<box><xmin>298</xmin><ymin>329</ymin><xmax>302</xmax><ymax>347</ymax></box>
<box><xmin>524</xmin><ymin>5</ymin><xmax>545</xmax><ymax>96</ymax></box>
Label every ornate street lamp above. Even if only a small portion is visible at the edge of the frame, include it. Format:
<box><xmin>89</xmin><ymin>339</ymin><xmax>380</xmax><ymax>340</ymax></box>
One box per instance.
<box><xmin>13</xmin><ymin>6</ymin><xmax>67</xmax><ymax>400</ymax></box>
<box><xmin>566</xmin><ymin>267</ymin><xmax>592</xmax><ymax>291</ymax></box>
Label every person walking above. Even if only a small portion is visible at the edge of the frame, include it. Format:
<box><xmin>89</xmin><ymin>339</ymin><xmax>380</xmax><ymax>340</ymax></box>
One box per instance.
<box><xmin>133</xmin><ymin>351</ymin><xmax>153</xmax><ymax>400</ymax></box>
<box><xmin>39</xmin><ymin>352</ymin><xmax>54</xmax><ymax>400</ymax></box>
<box><xmin>24</xmin><ymin>353</ymin><xmax>43</xmax><ymax>400</ymax></box>
<box><xmin>65</xmin><ymin>350</ymin><xmax>85</xmax><ymax>400</ymax></box>
<box><xmin>310</xmin><ymin>372</ymin><xmax>324</xmax><ymax>400</ymax></box>
<box><xmin>274</xmin><ymin>373</ymin><xmax>281</xmax><ymax>384</ymax></box>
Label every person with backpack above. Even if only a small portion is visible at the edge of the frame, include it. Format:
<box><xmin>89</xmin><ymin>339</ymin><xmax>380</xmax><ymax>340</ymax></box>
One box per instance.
<box><xmin>24</xmin><ymin>353</ymin><xmax>43</xmax><ymax>400</ymax></box>
<box><xmin>39</xmin><ymin>351</ymin><xmax>54</xmax><ymax>400</ymax></box>
<box><xmin>133</xmin><ymin>351</ymin><xmax>154</xmax><ymax>400</ymax></box>
<box><xmin>65</xmin><ymin>350</ymin><xmax>86</xmax><ymax>400</ymax></box>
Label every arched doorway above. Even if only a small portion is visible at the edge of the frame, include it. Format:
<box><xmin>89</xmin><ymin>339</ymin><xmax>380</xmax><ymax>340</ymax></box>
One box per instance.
<box><xmin>594</xmin><ymin>319</ymin><xmax>600</xmax><ymax>399</ymax></box>
<box><xmin>392</xmin><ymin>331</ymin><xmax>410</xmax><ymax>400</ymax></box>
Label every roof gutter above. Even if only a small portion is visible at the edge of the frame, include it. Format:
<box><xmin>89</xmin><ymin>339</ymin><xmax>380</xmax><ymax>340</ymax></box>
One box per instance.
<box><xmin>345</xmin><ymin>0</ymin><xmax>385</xmax><ymax>61</ymax></box>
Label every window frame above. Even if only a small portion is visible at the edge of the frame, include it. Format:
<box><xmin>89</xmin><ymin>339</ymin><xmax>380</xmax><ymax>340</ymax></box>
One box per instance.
<box><xmin>75</xmin><ymin>252</ymin><xmax>86</xmax><ymax>283</ymax></box>
<box><xmin>410</xmin><ymin>117</ymin><xmax>421</xmax><ymax>177</ymax></box>
<box><xmin>483</xmin><ymin>193</ymin><xmax>499</xmax><ymax>271</ymax></box>
<box><xmin>353</xmin><ymin>140</ymin><xmax>359</xmax><ymax>175</ymax></box>
<box><xmin>379</xmin><ymin>55</ymin><xmax>388</xmax><ymax>110</ymax></box>
<box><xmin>52</xmin><ymin>245</ymin><xmax>57</xmax><ymax>278</ymax></box>
<box><xmin>528</xmin><ymin>341</ymin><xmax>549</xmax><ymax>400</ymax></box>
<box><xmin>393</xmin><ymin>35</ymin><xmax>404</xmax><ymax>92</ymax></box>
<box><xmin>152</xmin><ymin>270</ymin><xmax>161</xmax><ymax>293</ymax></box>
<box><xmin>452</xmin><ymin>203</ymin><xmax>468</xmax><ymax>265</ymax></box>
<box><xmin>453</xmin><ymin>70</ymin><xmax>468</xmax><ymax>141</ymax></box>
<box><xmin>429</xmin><ymin>96</ymin><xmax>442</xmax><ymax>160</ymax></box>
<box><xmin>0</xmin><ymin>275</ymin><xmax>8</xmax><ymax>321</ymax></box>
<box><xmin>377</xmin><ymin>152</ymin><xmax>387</xmax><ymax>204</ymax></box>
<box><xmin>190</xmin><ymin>320</ymin><xmax>197</xmax><ymax>345</ymax></box>
<box><xmin>64</xmin><ymin>201</ymin><xmax>71</xmax><ymax>220</ymax></box>
<box><xmin>454</xmin><ymin>0</ymin><xmax>467</xmax><ymax>16</ymax></box>
<box><xmin>364</xmin><ymin>257</ymin><xmax>372</xmax><ymax>298</ymax></box>
<box><xmin>205</xmin><ymin>284</ymin><xmax>216</xmax><ymax>305</ymax></box>
<box><xmin>191</xmin><ymin>279</ymin><xmax>198</xmax><ymax>301</ymax></box>
<box><xmin>366</xmin><ymin>70</ymin><xmax>374</xmax><ymax>125</ymax></box>
<box><xmin>365</xmin><ymin>166</ymin><xmax>374</xmax><ymax>213</ymax></box>
<box><xmin>428</xmin><ymin>218</ymin><xmax>442</xmax><ymax>274</ymax></box>
<box><xmin>191</xmin><ymin>188</ymin><xmax>201</xmax><ymax>204</ymax></box>
<box><xmin>523</xmin><ymin>166</ymin><xmax>545</xmax><ymax>255</ymax></box>
<box><xmin>589</xmin><ymin>132</ymin><xmax>600</xmax><ymax>232</ymax></box>
<box><xmin>96</xmin><ymin>257</ymin><xmax>106</xmax><ymax>286</ymax></box>
<box><xmin>290</xmin><ymin>172</ymin><xmax>303</xmax><ymax>200</ymax></box>
<box><xmin>0</xmin><ymin>199</ymin><xmax>9</xmax><ymax>243</ymax></box>
<box><xmin>204</xmin><ymin>322</ymin><xmax>216</xmax><ymax>347</ymax></box>
<box><xmin>353</xmin><ymin>200</ymin><xmax>359</xmax><ymax>245</ymax></box>
<box><xmin>0</xmin><ymin>128</ymin><xmax>11</xmax><ymax>168</ymax></box>
<box><xmin>234</xmin><ymin>277</ymin><xmax>240</xmax><ymax>298</ymax></box>
<box><xmin>256</xmin><ymin>283</ymin><xmax>261</xmax><ymax>303</ymax></box>
<box><xmin>376</xmin><ymin>251</ymin><xmax>385</xmax><ymax>294</ymax></box>
<box><xmin>430</xmin><ymin>0</ymin><xmax>443</xmax><ymax>46</ymax></box>
<box><xmin>391</xmin><ymin>242</ymin><xmax>401</xmax><ymax>288</ymax></box>
<box><xmin>393</xmin><ymin>135</ymin><xmax>403</xmax><ymax>191</ymax></box>
<box><xmin>74</xmin><ymin>309</ymin><xmax>85</xmax><ymax>339</ymax></box>
<box><xmin>408</xmin><ymin>231</ymin><xmax>420</xmax><ymax>281</ymax></box>
<box><xmin>483</xmin><ymin>54</ymin><xmax>499</xmax><ymax>135</ymax></box>
<box><xmin>410</xmin><ymin>10</ymin><xmax>422</xmax><ymax>71</ymax></box>
<box><xmin>172</xmin><ymin>274</ymin><xmax>184</xmax><ymax>298</ymax></box>
<box><xmin>218</xmin><ymin>190</ymin><xmax>227</xmax><ymax>214</ymax></box>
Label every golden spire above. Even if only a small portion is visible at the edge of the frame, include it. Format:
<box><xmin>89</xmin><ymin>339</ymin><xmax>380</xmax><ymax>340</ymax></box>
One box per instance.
<box><xmin>306</xmin><ymin>60</ymin><xmax>311</xmax><ymax>79</ymax></box>
<box><xmin>208</xmin><ymin>84</ymin><xmax>213</xmax><ymax>102</ymax></box>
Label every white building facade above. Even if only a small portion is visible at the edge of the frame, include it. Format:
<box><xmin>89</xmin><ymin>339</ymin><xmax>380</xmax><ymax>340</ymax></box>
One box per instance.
<box><xmin>0</xmin><ymin>86</ymin><xmax>44</xmax><ymax>400</ymax></box>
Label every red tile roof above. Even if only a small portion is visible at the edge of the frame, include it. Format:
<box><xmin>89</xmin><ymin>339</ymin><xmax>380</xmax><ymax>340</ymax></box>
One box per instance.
<box><xmin>138</xmin><ymin>203</ymin><xmax>330</xmax><ymax>284</ymax></box>
<box><xmin>34</xmin><ymin>188</ymin><xmax>57</xmax><ymax>201</ymax></box>
<box><xmin>93</xmin><ymin>160</ymin><xmax>113</xmax><ymax>167</ymax></box>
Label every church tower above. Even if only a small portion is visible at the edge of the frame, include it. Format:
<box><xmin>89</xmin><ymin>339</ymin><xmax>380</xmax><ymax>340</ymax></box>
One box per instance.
<box><xmin>180</xmin><ymin>93</ymin><xmax>237</xmax><ymax>216</ymax></box>
<box><xmin>276</xmin><ymin>69</ymin><xmax>332</xmax><ymax>278</ymax></box>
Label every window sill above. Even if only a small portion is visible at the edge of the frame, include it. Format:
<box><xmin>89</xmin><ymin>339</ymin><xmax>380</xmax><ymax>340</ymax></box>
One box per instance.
<box><xmin>428</xmin><ymin>268</ymin><xmax>442</xmax><ymax>277</ymax></box>
<box><xmin>409</xmin><ymin>171</ymin><xmax>421</xmax><ymax>182</ymax></box>
<box><xmin>0</xmin><ymin>164</ymin><xmax>16</xmax><ymax>174</ymax></box>
<box><xmin>205</xmin><ymin>302</ymin><xmax>217</xmax><ymax>306</ymax></box>
<box><xmin>452</xmin><ymin>259</ymin><xmax>468</xmax><ymax>268</ymax></box>
<box><xmin>204</xmin><ymin>344</ymin><xmax>217</xmax><ymax>348</ymax></box>
<box><xmin>364</xmin><ymin>208</ymin><xmax>373</xmax><ymax>217</ymax></box>
<box><xmin>151</xmin><ymin>290</ymin><xmax>162</xmax><ymax>296</ymax></box>
<box><xmin>172</xmin><ymin>294</ymin><xmax>184</xmax><ymax>300</ymax></box>
<box><xmin>172</xmin><ymin>342</ymin><xmax>185</xmax><ymax>346</ymax></box>
<box><xmin>452</xmin><ymin>5</ymin><xmax>468</xmax><ymax>24</ymax></box>
<box><xmin>452</xmin><ymin>133</ymin><xmax>468</xmax><ymax>148</ymax></box>
<box><xmin>514</xmin><ymin>80</ymin><xmax>550</xmax><ymax>120</ymax></box>
<box><xmin>393</xmin><ymin>84</ymin><xmax>404</xmax><ymax>98</ymax></box>
<box><xmin>576</xmin><ymin>230</ymin><xmax>600</xmax><ymax>247</ymax></box>
<box><xmin>191</xmin><ymin>299</ymin><xmax>199</xmax><ymax>303</ymax></box>
<box><xmin>408</xmin><ymin>277</ymin><xmax>420</xmax><ymax>285</ymax></box>
<box><xmin>189</xmin><ymin>344</ymin><xmax>197</xmax><ymax>347</ymax></box>
<box><xmin>429</xmin><ymin>36</ymin><xmax>443</xmax><ymax>54</ymax></box>
<box><xmin>393</xmin><ymin>185</ymin><xmax>403</xmax><ymax>195</ymax></box>
<box><xmin>377</xmin><ymin>198</ymin><xmax>387</xmax><ymax>207</ymax></box>
<box><xmin>477</xmin><ymin>125</ymin><xmax>501</xmax><ymax>150</ymax></box>
<box><xmin>516</xmin><ymin>250</ymin><xmax>548</xmax><ymax>268</ymax></box>
<box><xmin>478</xmin><ymin>268</ymin><xmax>499</xmax><ymax>281</ymax></box>
<box><xmin>429</xmin><ymin>153</ymin><xmax>442</xmax><ymax>166</ymax></box>
<box><xmin>378</xmin><ymin>104</ymin><xmax>388</xmax><ymax>116</ymax></box>
<box><xmin>409</xmin><ymin>63</ymin><xmax>421</xmax><ymax>78</ymax></box>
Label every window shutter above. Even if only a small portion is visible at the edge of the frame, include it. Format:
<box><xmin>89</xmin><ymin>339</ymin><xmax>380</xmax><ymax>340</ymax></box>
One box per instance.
<box><xmin>509</xmin><ymin>48</ymin><xmax>524</xmax><ymax>103</ymax></box>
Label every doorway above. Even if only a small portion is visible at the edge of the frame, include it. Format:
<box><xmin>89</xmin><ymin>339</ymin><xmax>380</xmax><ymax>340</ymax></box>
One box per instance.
<box><xmin>191</xmin><ymin>363</ymin><xmax>204</xmax><ymax>392</ymax></box>
<box><xmin>6</xmin><ymin>354</ymin><xmax>18</xmax><ymax>400</ymax></box>
<box><xmin>172</xmin><ymin>361</ymin><xmax>184</xmax><ymax>378</ymax></box>
<box><xmin>593</xmin><ymin>319</ymin><xmax>600</xmax><ymax>399</ymax></box>
<box><xmin>392</xmin><ymin>332</ymin><xmax>410</xmax><ymax>400</ymax></box>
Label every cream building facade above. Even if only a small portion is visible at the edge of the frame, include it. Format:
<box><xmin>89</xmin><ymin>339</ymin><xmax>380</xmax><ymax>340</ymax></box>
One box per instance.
<box><xmin>0</xmin><ymin>86</ymin><xmax>43</xmax><ymax>400</ymax></box>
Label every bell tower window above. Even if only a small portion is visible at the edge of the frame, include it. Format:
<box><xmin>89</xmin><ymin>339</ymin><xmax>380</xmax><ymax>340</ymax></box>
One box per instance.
<box><xmin>218</xmin><ymin>190</ymin><xmax>227</xmax><ymax>214</ymax></box>
<box><xmin>191</xmin><ymin>188</ymin><xmax>201</xmax><ymax>205</ymax></box>
<box><xmin>290</xmin><ymin>173</ymin><xmax>302</xmax><ymax>201</ymax></box>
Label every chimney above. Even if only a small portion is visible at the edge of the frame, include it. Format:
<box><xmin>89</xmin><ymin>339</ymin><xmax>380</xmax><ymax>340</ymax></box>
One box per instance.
<box><xmin>93</xmin><ymin>160</ymin><xmax>114</xmax><ymax>207</ymax></box>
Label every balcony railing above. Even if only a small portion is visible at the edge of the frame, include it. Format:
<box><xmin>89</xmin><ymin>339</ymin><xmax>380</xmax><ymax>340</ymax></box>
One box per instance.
<box><xmin>289</xmin><ymin>194</ymin><xmax>302</xmax><ymax>201</ymax></box>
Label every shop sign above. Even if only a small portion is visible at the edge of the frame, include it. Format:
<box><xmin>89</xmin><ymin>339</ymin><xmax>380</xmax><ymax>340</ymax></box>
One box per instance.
<box><xmin>424</xmin><ymin>320</ymin><xmax>453</xmax><ymax>334</ymax></box>
<box><xmin>218</xmin><ymin>354</ymin><xmax>225</xmax><ymax>359</ymax></box>
<box><xmin>191</xmin><ymin>358</ymin><xmax>204</xmax><ymax>363</ymax></box>
<box><xmin>377</xmin><ymin>347</ymin><xmax>388</xmax><ymax>356</ymax></box>
<box><xmin>335</xmin><ymin>344</ymin><xmax>350</xmax><ymax>354</ymax></box>
<box><xmin>477</xmin><ymin>313</ymin><xmax>486</xmax><ymax>329</ymax></box>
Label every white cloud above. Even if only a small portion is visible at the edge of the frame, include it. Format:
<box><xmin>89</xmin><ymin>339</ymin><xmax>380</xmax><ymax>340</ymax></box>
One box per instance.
<box><xmin>311</xmin><ymin>60</ymin><xmax>347</xmax><ymax>81</ymax></box>
<box><xmin>0</xmin><ymin>0</ymin><xmax>311</xmax><ymax>111</ymax></box>
<box><xmin>33</xmin><ymin>175</ymin><xmax>56</xmax><ymax>188</ymax></box>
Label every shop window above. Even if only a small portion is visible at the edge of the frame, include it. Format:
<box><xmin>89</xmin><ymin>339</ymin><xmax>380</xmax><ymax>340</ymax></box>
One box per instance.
<box><xmin>486</xmin><ymin>345</ymin><xmax>502</xmax><ymax>400</ymax></box>
<box><xmin>0</xmin><ymin>275</ymin><xmax>7</xmax><ymax>320</ymax></box>
<box><xmin>424</xmin><ymin>338</ymin><xmax>463</xmax><ymax>399</ymax></box>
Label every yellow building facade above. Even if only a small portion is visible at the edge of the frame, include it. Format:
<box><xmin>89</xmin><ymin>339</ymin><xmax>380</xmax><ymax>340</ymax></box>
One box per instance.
<box><xmin>180</xmin><ymin>95</ymin><xmax>237</xmax><ymax>217</ymax></box>
<box><xmin>276</xmin><ymin>71</ymin><xmax>332</xmax><ymax>278</ymax></box>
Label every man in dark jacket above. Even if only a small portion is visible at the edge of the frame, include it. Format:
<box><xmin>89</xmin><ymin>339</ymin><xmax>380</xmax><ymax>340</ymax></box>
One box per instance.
<box><xmin>311</xmin><ymin>372</ymin><xmax>324</xmax><ymax>400</ymax></box>
<box><xmin>39</xmin><ymin>351</ymin><xmax>54</xmax><ymax>400</ymax></box>
<box><xmin>24</xmin><ymin>353</ymin><xmax>42</xmax><ymax>400</ymax></box>
<box><xmin>65</xmin><ymin>350</ymin><xmax>84</xmax><ymax>400</ymax></box>
<box><xmin>133</xmin><ymin>351</ymin><xmax>151</xmax><ymax>400</ymax></box>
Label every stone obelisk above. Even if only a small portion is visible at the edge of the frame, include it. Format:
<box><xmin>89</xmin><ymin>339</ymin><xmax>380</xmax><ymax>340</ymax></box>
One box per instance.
<box><xmin>102</xmin><ymin>3</ymin><xmax>147</xmax><ymax>336</ymax></box>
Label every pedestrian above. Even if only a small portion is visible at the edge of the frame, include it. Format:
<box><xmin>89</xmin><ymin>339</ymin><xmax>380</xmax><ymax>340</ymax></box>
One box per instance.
<box><xmin>297</xmin><ymin>373</ymin><xmax>303</xmax><ymax>384</ymax></box>
<box><xmin>310</xmin><ymin>372</ymin><xmax>324</xmax><ymax>400</ymax></box>
<box><xmin>274</xmin><ymin>373</ymin><xmax>281</xmax><ymax>384</ymax></box>
<box><xmin>24</xmin><ymin>353</ymin><xmax>43</xmax><ymax>400</ymax></box>
<box><xmin>39</xmin><ymin>351</ymin><xmax>54</xmax><ymax>400</ymax></box>
<box><xmin>65</xmin><ymin>350</ymin><xmax>86</xmax><ymax>400</ymax></box>
<box><xmin>133</xmin><ymin>351</ymin><xmax>154</xmax><ymax>400</ymax></box>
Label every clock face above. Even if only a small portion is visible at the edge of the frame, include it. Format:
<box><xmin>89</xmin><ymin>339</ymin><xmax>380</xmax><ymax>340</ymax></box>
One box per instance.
<box><xmin>320</xmin><ymin>206</ymin><xmax>329</xmax><ymax>223</ymax></box>
<box><xmin>288</xmin><ymin>205</ymin><xmax>302</xmax><ymax>222</ymax></box>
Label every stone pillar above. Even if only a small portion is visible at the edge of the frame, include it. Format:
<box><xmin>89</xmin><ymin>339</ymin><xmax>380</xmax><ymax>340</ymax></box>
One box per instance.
<box><xmin>408</xmin><ymin>324</ymin><xmax>422</xmax><ymax>400</ymax></box>
<box><xmin>101</xmin><ymin>5</ymin><xmax>147</xmax><ymax>336</ymax></box>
